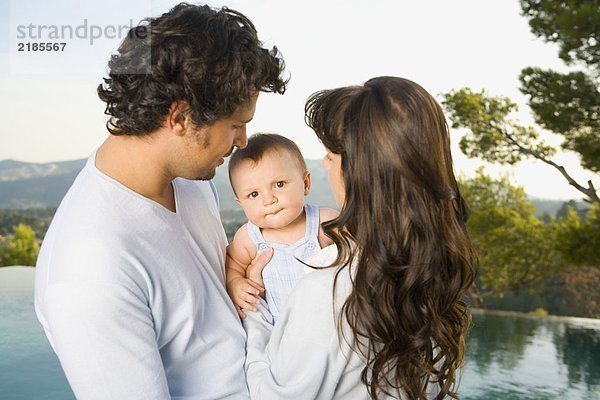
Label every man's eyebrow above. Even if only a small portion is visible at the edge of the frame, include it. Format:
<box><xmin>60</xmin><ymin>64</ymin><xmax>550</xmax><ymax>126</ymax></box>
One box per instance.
<box><xmin>240</xmin><ymin>117</ymin><xmax>253</xmax><ymax>124</ymax></box>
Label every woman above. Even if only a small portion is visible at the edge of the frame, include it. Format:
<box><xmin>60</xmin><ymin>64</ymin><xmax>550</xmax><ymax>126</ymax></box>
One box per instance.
<box><xmin>243</xmin><ymin>76</ymin><xmax>478</xmax><ymax>399</ymax></box>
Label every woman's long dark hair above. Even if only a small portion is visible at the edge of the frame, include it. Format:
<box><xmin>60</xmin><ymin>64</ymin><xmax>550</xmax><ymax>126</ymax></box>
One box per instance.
<box><xmin>305</xmin><ymin>77</ymin><xmax>477</xmax><ymax>399</ymax></box>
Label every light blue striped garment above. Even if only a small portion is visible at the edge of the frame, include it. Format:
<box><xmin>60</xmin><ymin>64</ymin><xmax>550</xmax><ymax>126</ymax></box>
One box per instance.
<box><xmin>246</xmin><ymin>204</ymin><xmax>322</xmax><ymax>324</ymax></box>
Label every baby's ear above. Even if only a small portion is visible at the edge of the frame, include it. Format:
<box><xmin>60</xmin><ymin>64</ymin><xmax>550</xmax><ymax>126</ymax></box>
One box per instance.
<box><xmin>303</xmin><ymin>171</ymin><xmax>311</xmax><ymax>195</ymax></box>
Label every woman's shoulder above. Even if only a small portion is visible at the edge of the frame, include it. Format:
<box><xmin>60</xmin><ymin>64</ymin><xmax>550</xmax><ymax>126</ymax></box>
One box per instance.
<box><xmin>318</xmin><ymin>207</ymin><xmax>339</xmax><ymax>223</ymax></box>
<box><xmin>315</xmin><ymin>208</ymin><xmax>339</xmax><ymax>248</ymax></box>
<box><xmin>295</xmin><ymin>245</ymin><xmax>354</xmax><ymax>300</ymax></box>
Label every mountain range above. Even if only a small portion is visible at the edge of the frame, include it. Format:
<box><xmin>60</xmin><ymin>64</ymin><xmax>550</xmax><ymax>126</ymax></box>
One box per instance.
<box><xmin>0</xmin><ymin>158</ymin><xmax>338</xmax><ymax>211</ymax></box>
<box><xmin>0</xmin><ymin>158</ymin><xmax>582</xmax><ymax>218</ymax></box>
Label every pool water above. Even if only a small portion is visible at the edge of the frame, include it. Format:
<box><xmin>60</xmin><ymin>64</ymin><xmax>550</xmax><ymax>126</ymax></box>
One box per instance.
<box><xmin>1</xmin><ymin>267</ymin><xmax>599</xmax><ymax>399</ymax></box>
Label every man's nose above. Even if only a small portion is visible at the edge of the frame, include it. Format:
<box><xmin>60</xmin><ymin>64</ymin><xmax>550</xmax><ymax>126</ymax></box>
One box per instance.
<box><xmin>235</xmin><ymin>127</ymin><xmax>248</xmax><ymax>149</ymax></box>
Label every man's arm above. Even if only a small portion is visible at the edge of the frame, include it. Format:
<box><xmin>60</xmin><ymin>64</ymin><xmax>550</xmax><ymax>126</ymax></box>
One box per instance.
<box><xmin>41</xmin><ymin>280</ymin><xmax>170</xmax><ymax>400</ymax></box>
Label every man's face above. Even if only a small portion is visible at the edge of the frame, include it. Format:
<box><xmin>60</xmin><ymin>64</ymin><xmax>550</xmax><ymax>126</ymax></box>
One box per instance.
<box><xmin>179</xmin><ymin>93</ymin><xmax>258</xmax><ymax>181</ymax></box>
<box><xmin>231</xmin><ymin>149</ymin><xmax>310</xmax><ymax>230</ymax></box>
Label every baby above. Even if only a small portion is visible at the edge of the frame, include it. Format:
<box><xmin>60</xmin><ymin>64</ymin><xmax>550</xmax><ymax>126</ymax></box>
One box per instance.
<box><xmin>225</xmin><ymin>133</ymin><xmax>338</xmax><ymax>322</ymax></box>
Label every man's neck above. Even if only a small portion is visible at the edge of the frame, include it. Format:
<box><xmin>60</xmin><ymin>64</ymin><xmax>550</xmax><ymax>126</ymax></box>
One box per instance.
<box><xmin>95</xmin><ymin>134</ymin><xmax>177</xmax><ymax>212</ymax></box>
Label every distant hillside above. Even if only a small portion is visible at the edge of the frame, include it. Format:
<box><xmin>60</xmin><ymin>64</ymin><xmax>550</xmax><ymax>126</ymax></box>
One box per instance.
<box><xmin>529</xmin><ymin>197</ymin><xmax>590</xmax><ymax>219</ymax></box>
<box><xmin>0</xmin><ymin>159</ymin><xmax>86</xmax><ymax>182</ymax></box>
<box><xmin>528</xmin><ymin>198</ymin><xmax>563</xmax><ymax>216</ymax></box>
<box><xmin>0</xmin><ymin>159</ymin><xmax>86</xmax><ymax>208</ymax></box>
<box><xmin>0</xmin><ymin>158</ymin><xmax>337</xmax><ymax>210</ymax></box>
<box><xmin>0</xmin><ymin>158</ymin><xmax>585</xmax><ymax>217</ymax></box>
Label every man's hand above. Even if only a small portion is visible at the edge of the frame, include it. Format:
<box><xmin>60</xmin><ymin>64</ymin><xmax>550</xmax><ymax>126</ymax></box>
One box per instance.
<box><xmin>246</xmin><ymin>247</ymin><xmax>273</xmax><ymax>287</ymax></box>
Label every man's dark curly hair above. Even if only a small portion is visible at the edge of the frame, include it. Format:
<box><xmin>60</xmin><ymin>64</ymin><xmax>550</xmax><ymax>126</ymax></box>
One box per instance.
<box><xmin>97</xmin><ymin>2</ymin><xmax>287</xmax><ymax>135</ymax></box>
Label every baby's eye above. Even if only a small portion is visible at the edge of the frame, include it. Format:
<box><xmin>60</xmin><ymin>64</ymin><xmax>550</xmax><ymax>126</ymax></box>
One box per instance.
<box><xmin>275</xmin><ymin>181</ymin><xmax>285</xmax><ymax>188</ymax></box>
<box><xmin>248</xmin><ymin>191</ymin><xmax>259</xmax><ymax>199</ymax></box>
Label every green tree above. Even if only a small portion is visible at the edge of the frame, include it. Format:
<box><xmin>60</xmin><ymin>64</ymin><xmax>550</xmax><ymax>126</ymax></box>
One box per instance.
<box><xmin>554</xmin><ymin>203</ymin><xmax>600</xmax><ymax>267</ymax></box>
<box><xmin>519</xmin><ymin>0</ymin><xmax>600</xmax><ymax>173</ymax></box>
<box><xmin>0</xmin><ymin>224</ymin><xmax>40</xmax><ymax>267</ymax></box>
<box><xmin>544</xmin><ymin>267</ymin><xmax>600</xmax><ymax>318</ymax></box>
<box><xmin>520</xmin><ymin>0</ymin><xmax>600</xmax><ymax>68</ymax></box>
<box><xmin>460</xmin><ymin>169</ymin><xmax>563</xmax><ymax>304</ymax></box>
<box><xmin>555</xmin><ymin>200</ymin><xmax>588</xmax><ymax>220</ymax></box>
<box><xmin>542</xmin><ymin>204</ymin><xmax>600</xmax><ymax>318</ymax></box>
<box><xmin>442</xmin><ymin>0</ymin><xmax>600</xmax><ymax>203</ymax></box>
<box><xmin>442</xmin><ymin>88</ymin><xmax>598</xmax><ymax>203</ymax></box>
<box><xmin>0</xmin><ymin>207</ymin><xmax>55</xmax><ymax>239</ymax></box>
<box><xmin>519</xmin><ymin>67</ymin><xmax>600</xmax><ymax>173</ymax></box>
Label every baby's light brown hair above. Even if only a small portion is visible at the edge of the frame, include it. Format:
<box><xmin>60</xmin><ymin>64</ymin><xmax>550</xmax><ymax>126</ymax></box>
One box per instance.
<box><xmin>228</xmin><ymin>133</ymin><xmax>307</xmax><ymax>196</ymax></box>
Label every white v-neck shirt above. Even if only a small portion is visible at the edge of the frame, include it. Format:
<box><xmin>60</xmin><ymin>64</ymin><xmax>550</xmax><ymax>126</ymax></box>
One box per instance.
<box><xmin>35</xmin><ymin>153</ymin><xmax>249</xmax><ymax>399</ymax></box>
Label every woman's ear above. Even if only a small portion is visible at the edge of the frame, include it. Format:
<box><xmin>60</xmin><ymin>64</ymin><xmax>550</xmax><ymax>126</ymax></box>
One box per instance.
<box><xmin>303</xmin><ymin>171</ymin><xmax>311</xmax><ymax>195</ymax></box>
<box><xmin>166</xmin><ymin>101</ymin><xmax>191</xmax><ymax>136</ymax></box>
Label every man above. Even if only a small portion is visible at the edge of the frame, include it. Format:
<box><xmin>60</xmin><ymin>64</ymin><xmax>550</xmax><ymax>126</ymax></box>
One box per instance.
<box><xmin>34</xmin><ymin>3</ymin><xmax>286</xmax><ymax>399</ymax></box>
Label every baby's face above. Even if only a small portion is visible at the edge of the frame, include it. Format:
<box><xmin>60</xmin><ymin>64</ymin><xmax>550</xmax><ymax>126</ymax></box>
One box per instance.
<box><xmin>232</xmin><ymin>149</ymin><xmax>309</xmax><ymax>230</ymax></box>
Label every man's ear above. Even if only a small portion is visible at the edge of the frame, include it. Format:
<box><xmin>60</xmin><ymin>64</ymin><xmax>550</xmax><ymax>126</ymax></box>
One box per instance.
<box><xmin>166</xmin><ymin>101</ymin><xmax>191</xmax><ymax>136</ymax></box>
<box><xmin>303</xmin><ymin>171</ymin><xmax>311</xmax><ymax>195</ymax></box>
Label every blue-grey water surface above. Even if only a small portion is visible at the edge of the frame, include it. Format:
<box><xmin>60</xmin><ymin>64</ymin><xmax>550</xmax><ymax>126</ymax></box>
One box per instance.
<box><xmin>1</xmin><ymin>267</ymin><xmax>599</xmax><ymax>399</ymax></box>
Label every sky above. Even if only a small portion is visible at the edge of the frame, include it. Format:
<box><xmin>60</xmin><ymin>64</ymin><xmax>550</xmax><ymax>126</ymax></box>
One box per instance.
<box><xmin>0</xmin><ymin>0</ymin><xmax>597</xmax><ymax>201</ymax></box>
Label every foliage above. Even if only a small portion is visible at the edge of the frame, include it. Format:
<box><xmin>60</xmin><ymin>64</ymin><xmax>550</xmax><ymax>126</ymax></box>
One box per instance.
<box><xmin>443</xmin><ymin>88</ymin><xmax>555</xmax><ymax>165</ymax></box>
<box><xmin>460</xmin><ymin>169</ymin><xmax>564</xmax><ymax>300</ymax></box>
<box><xmin>442</xmin><ymin>0</ymin><xmax>600</xmax><ymax>203</ymax></box>
<box><xmin>555</xmin><ymin>200</ymin><xmax>589</xmax><ymax>220</ymax></box>
<box><xmin>531</xmin><ymin>198</ymin><xmax>588</xmax><ymax>220</ymax></box>
<box><xmin>520</xmin><ymin>0</ymin><xmax>600</xmax><ymax>67</ymax></box>
<box><xmin>520</xmin><ymin>0</ymin><xmax>600</xmax><ymax>176</ymax></box>
<box><xmin>530</xmin><ymin>308</ymin><xmax>549</xmax><ymax>317</ymax></box>
<box><xmin>554</xmin><ymin>203</ymin><xmax>600</xmax><ymax>267</ymax></box>
<box><xmin>442</xmin><ymin>88</ymin><xmax>599</xmax><ymax>203</ymax></box>
<box><xmin>544</xmin><ymin>267</ymin><xmax>600</xmax><ymax>318</ymax></box>
<box><xmin>519</xmin><ymin>67</ymin><xmax>600</xmax><ymax>173</ymax></box>
<box><xmin>0</xmin><ymin>208</ymin><xmax>55</xmax><ymax>239</ymax></box>
<box><xmin>461</xmin><ymin>168</ymin><xmax>598</xmax><ymax>316</ymax></box>
<box><xmin>0</xmin><ymin>224</ymin><xmax>40</xmax><ymax>267</ymax></box>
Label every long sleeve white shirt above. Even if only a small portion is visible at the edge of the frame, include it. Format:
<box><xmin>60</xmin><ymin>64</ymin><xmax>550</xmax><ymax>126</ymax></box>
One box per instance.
<box><xmin>243</xmin><ymin>245</ymin><xmax>441</xmax><ymax>400</ymax></box>
<box><xmin>35</xmin><ymin>153</ymin><xmax>249</xmax><ymax>399</ymax></box>
<box><xmin>243</xmin><ymin>245</ymin><xmax>374</xmax><ymax>399</ymax></box>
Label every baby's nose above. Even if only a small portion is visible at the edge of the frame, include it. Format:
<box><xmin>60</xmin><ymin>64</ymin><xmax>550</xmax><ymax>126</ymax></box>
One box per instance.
<box><xmin>263</xmin><ymin>193</ymin><xmax>277</xmax><ymax>206</ymax></box>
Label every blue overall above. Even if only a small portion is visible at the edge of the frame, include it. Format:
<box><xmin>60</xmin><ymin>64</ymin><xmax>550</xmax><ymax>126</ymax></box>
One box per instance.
<box><xmin>246</xmin><ymin>204</ymin><xmax>322</xmax><ymax>323</ymax></box>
